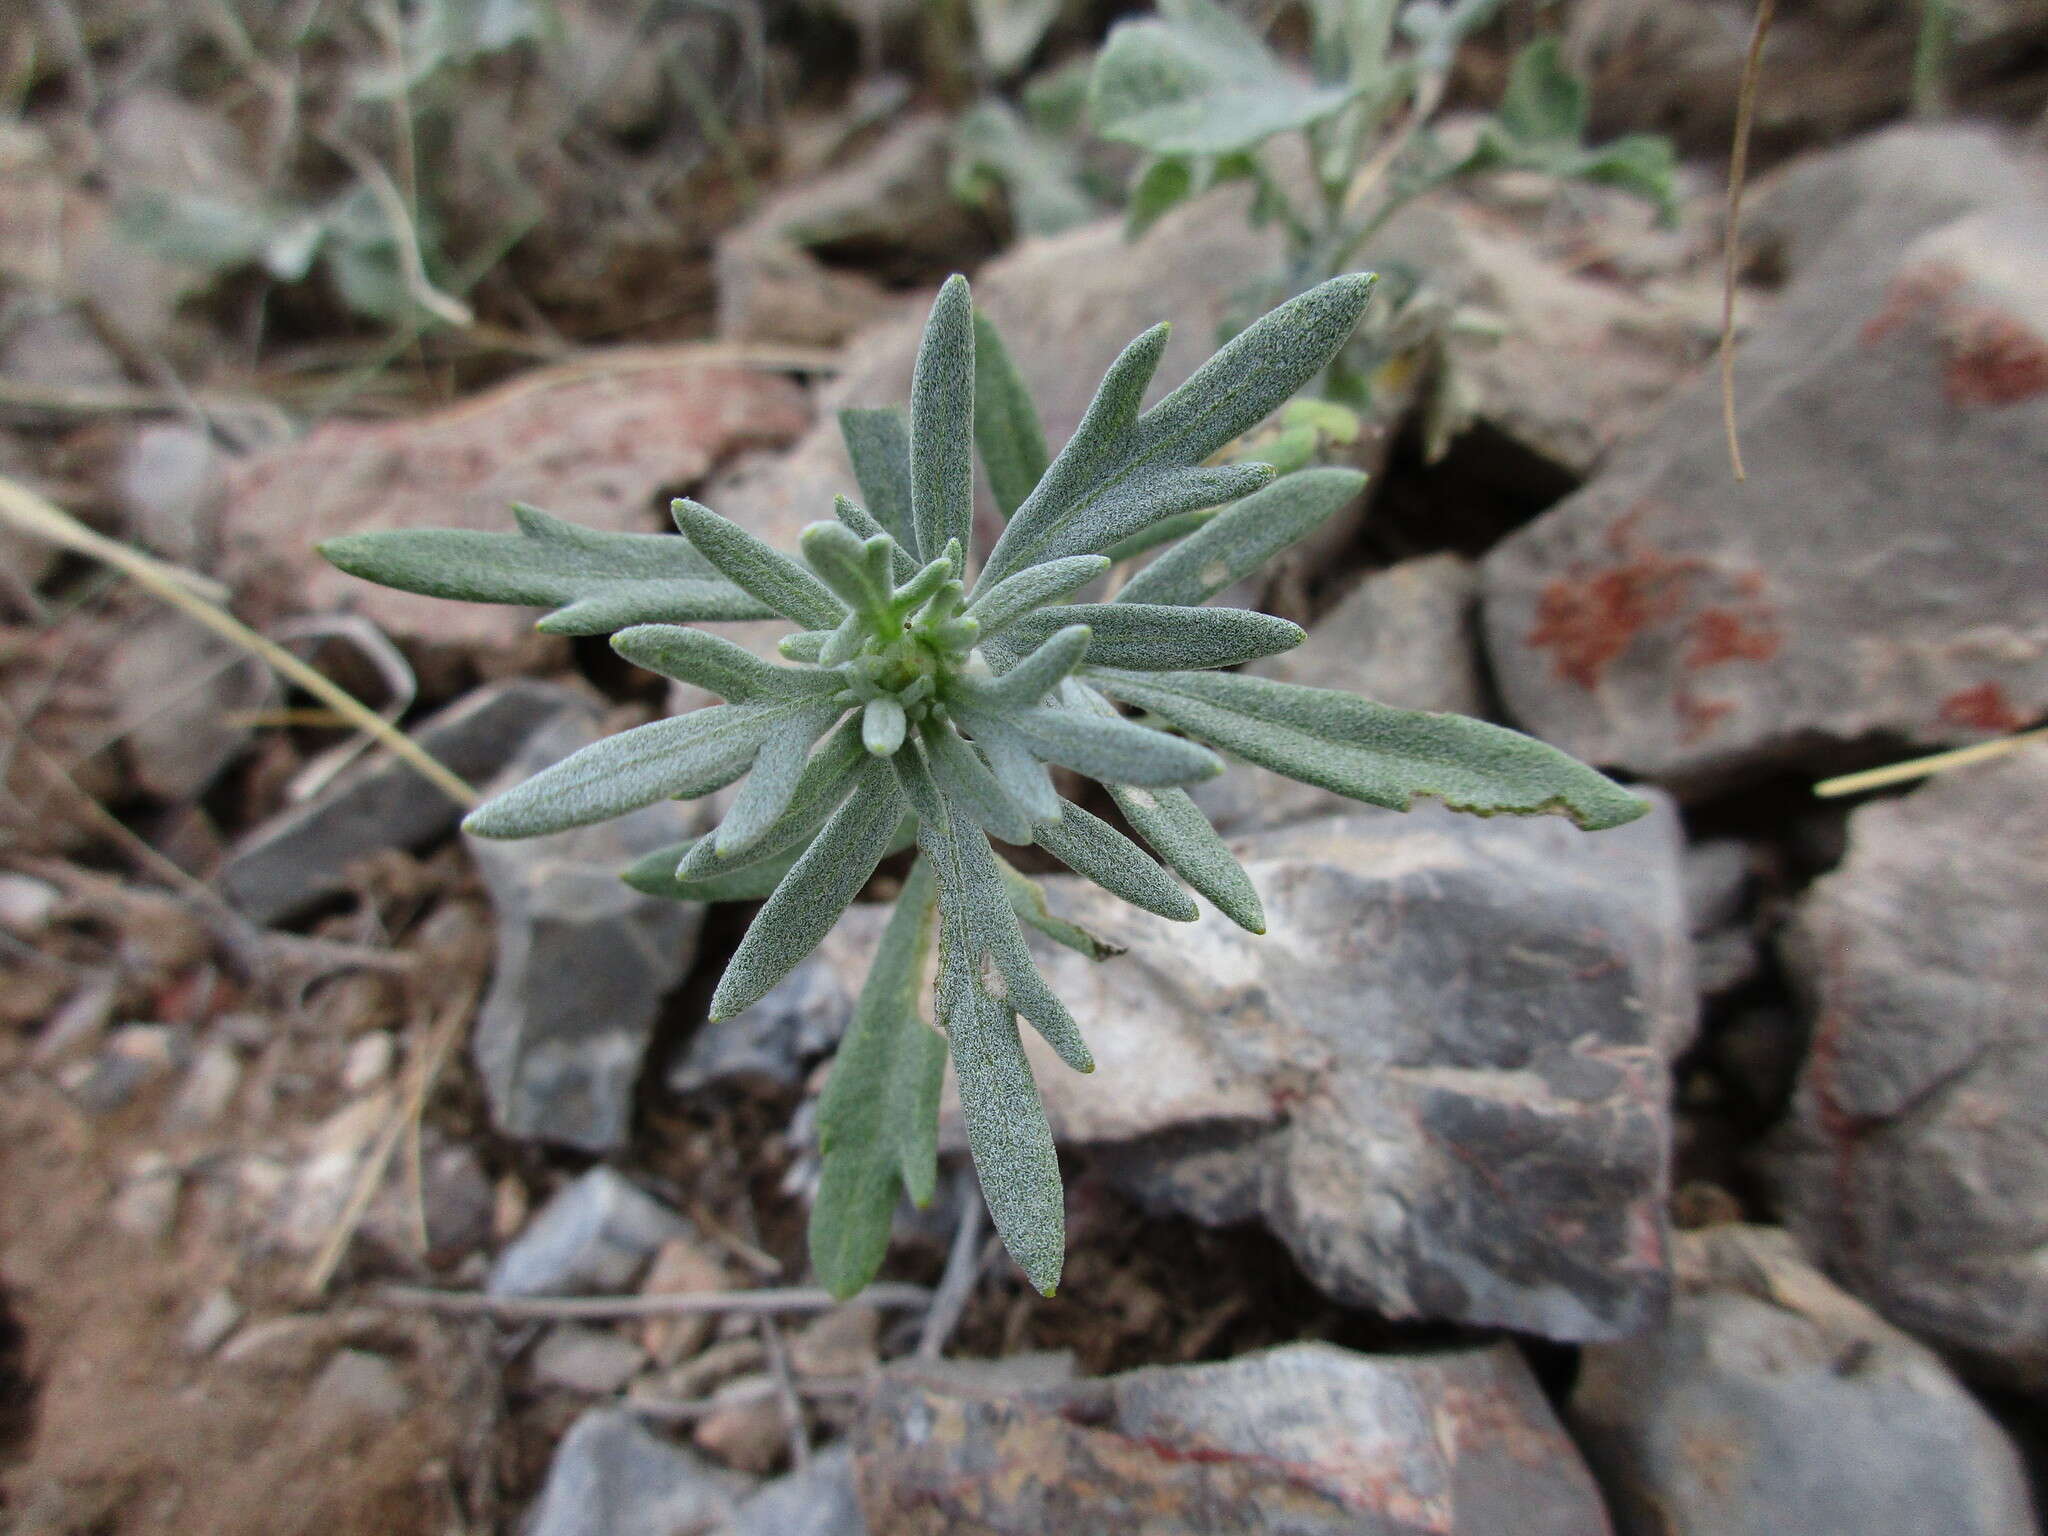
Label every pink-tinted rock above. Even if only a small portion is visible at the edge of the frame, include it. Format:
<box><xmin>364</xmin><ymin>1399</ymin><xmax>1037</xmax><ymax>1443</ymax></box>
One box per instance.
<box><xmin>1482</xmin><ymin>126</ymin><xmax>2048</xmax><ymax>791</ymax></box>
<box><xmin>1773</xmin><ymin>745</ymin><xmax>2048</xmax><ymax>1391</ymax></box>
<box><xmin>857</xmin><ymin>1341</ymin><xmax>1611</xmax><ymax>1535</ymax></box>
<box><xmin>222</xmin><ymin>356</ymin><xmax>809</xmax><ymax>647</ymax></box>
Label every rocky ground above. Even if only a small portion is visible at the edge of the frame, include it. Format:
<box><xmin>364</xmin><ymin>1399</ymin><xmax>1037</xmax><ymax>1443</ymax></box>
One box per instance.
<box><xmin>2</xmin><ymin>3</ymin><xmax>2047</xmax><ymax>1533</ymax></box>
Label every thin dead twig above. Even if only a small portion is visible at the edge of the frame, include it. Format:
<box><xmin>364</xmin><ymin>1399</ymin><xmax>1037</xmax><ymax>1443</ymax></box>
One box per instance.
<box><xmin>1720</xmin><ymin>0</ymin><xmax>1777</xmax><ymax>482</ymax></box>
<box><xmin>0</xmin><ymin>474</ymin><xmax>476</xmax><ymax>806</ymax></box>
<box><xmin>626</xmin><ymin>1375</ymin><xmax>870</xmax><ymax>1422</ymax></box>
<box><xmin>303</xmin><ymin>978</ymin><xmax>481</xmax><ymax>1295</ymax></box>
<box><xmin>1814</xmin><ymin>728</ymin><xmax>2048</xmax><ymax>799</ymax></box>
<box><xmin>758</xmin><ymin>1314</ymin><xmax>811</xmax><ymax>1469</ymax></box>
<box><xmin>916</xmin><ymin>1166</ymin><xmax>988</xmax><ymax>1360</ymax></box>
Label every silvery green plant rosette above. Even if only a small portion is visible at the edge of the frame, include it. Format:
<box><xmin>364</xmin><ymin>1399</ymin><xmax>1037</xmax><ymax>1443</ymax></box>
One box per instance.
<box><xmin>322</xmin><ymin>271</ymin><xmax>1646</xmax><ymax>1298</ymax></box>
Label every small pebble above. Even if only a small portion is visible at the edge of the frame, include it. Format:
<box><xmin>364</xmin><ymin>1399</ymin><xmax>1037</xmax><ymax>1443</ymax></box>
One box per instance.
<box><xmin>0</xmin><ymin>872</ymin><xmax>60</xmax><ymax>933</ymax></box>
<box><xmin>163</xmin><ymin>1041</ymin><xmax>242</xmax><ymax>1130</ymax></box>
<box><xmin>691</xmin><ymin>1375</ymin><xmax>789</xmax><ymax>1474</ymax></box>
<box><xmin>182</xmin><ymin>1289</ymin><xmax>243</xmax><ymax>1356</ymax></box>
<box><xmin>111</xmin><ymin>1152</ymin><xmax>180</xmax><ymax>1240</ymax></box>
<box><xmin>530</xmin><ymin>1326</ymin><xmax>647</xmax><ymax>1396</ymax></box>
<box><xmin>341</xmin><ymin>1032</ymin><xmax>395</xmax><ymax>1093</ymax></box>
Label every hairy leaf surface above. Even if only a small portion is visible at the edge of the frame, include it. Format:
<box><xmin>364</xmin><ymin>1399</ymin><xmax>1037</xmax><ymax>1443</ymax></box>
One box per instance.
<box><xmin>1090</xmin><ymin>668</ymin><xmax>1651</xmax><ymax>829</ymax></box>
<box><xmin>317</xmin><ymin>503</ymin><xmax>774</xmax><ymax>636</ymax></box>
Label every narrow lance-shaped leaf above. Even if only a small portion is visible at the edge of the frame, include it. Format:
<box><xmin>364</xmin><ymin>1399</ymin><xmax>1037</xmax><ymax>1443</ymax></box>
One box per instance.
<box><xmin>1001</xmin><ymin>603</ymin><xmax>1304</xmax><ymax>671</ymax></box>
<box><xmin>709</xmin><ymin>759</ymin><xmax>908</xmax><ymax>1020</ymax></box>
<box><xmin>677</xmin><ymin>720</ymin><xmax>865</xmax><ymax>877</ymax></box>
<box><xmin>1116</xmin><ymin>466</ymin><xmax>1367</xmax><ymax>607</ymax></box>
<box><xmin>1067</xmin><ymin>463</ymin><xmax>1277</xmax><ymax>568</ymax></box>
<box><xmin>714</xmin><ymin>702</ymin><xmax>847</xmax><ymax>857</ymax></box>
<box><xmin>1032</xmin><ymin>799</ymin><xmax>1197</xmax><ymax>922</ymax></box>
<box><xmin>997</xmin><ymin>702</ymin><xmax>1223</xmax><ymax>787</ymax></box>
<box><xmin>611</xmin><ymin>624</ymin><xmax>845</xmax><ymax>702</ymax></box>
<box><xmin>624</xmin><ymin>838</ymin><xmax>804</xmax><ymax>904</ymax></box>
<box><xmin>810</xmin><ymin>859</ymin><xmax>947</xmax><ymax>1298</ymax></box>
<box><xmin>917</xmin><ymin>802</ymin><xmax>1070</xmax><ymax>1295</ymax></box>
<box><xmin>924</xmin><ymin>721</ymin><xmax>1036</xmax><ymax>846</ymax></box>
<box><xmin>1089</xmin><ymin>668</ymin><xmax>1652</xmax><ymax>830</ymax></box>
<box><xmin>972</xmin><ymin>309</ymin><xmax>1049</xmax><ymax>519</ymax></box>
<box><xmin>1052</xmin><ymin>678</ymin><xmax>1264</xmax><ymax>932</ymax></box>
<box><xmin>963</xmin><ymin>555</ymin><xmax>1108</xmax><ymax>639</ymax></box>
<box><xmin>970</xmin><ymin>710</ymin><xmax>1062</xmax><ymax>824</ymax></box>
<box><xmin>958</xmin><ymin>622</ymin><xmax>1092</xmax><ymax>709</ymax></box>
<box><xmin>832</xmin><ymin>496</ymin><xmax>919</xmax><ymax>583</ymax></box>
<box><xmin>316</xmin><ymin>502</ymin><xmax>775</xmax><ymax>636</ymax></box>
<box><xmin>998</xmin><ymin>859</ymin><xmax>1126</xmax><ymax>960</ymax></box>
<box><xmin>979</xmin><ymin>273</ymin><xmax>1376</xmax><ymax>588</ymax></box>
<box><xmin>910</xmin><ymin>275</ymin><xmax>975</xmax><ymax>563</ymax></box>
<box><xmin>463</xmin><ymin>702</ymin><xmax>796</xmax><ymax>839</ymax></box>
<box><xmin>1110</xmin><ymin>782</ymin><xmax>1265</xmax><ymax>933</ymax></box>
<box><xmin>672</xmin><ymin>497</ymin><xmax>845</xmax><ymax>630</ymax></box>
<box><xmin>837</xmin><ymin>408</ymin><xmax>913</xmax><ymax>547</ymax></box>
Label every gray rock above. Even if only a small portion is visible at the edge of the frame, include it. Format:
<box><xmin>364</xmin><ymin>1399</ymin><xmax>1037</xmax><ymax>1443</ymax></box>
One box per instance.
<box><xmin>1772</xmin><ymin>745</ymin><xmax>2048</xmax><ymax>1389</ymax></box>
<box><xmin>1572</xmin><ymin>1224</ymin><xmax>2039</xmax><ymax>1536</ymax></box>
<box><xmin>1362</xmin><ymin>188</ymin><xmax>1713</xmax><ymax>476</ymax></box>
<box><xmin>670</xmin><ymin>905</ymin><xmax>885</xmax><ymax>1094</ymax></box>
<box><xmin>1192</xmin><ymin>554</ymin><xmax>1485</xmax><ymax>834</ymax></box>
<box><xmin>469</xmin><ymin>706</ymin><xmax>702</xmax><ymax>1152</ymax></box>
<box><xmin>724</xmin><ymin>1445</ymin><xmax>865</xmax><ymax>1536</ymax></box>
<box><xmin>530</xmin><ymin>1326</ymin><xmax>648</xmax><ymax>1396</ymax></box>
<box><xmin>947</xmin><ymin>800</ymin><xmax>1693</xmax><ymax>1340</ymax></box>
<box><xmin>489</xmin><ymin>1167</ymin><xmax>689</xmax><ymax>1298</ymax></box>
<box><xmin>299</xmin><ymin>1349</ymin><xmax>412</xmax><ymax>1439</ymax></box>
<box><xmin>857</xmin><ymin>1341</ymin><xmax>1611</xmax><ymax>1535</ymax></box>
<box><xmin>1683</xmin><ymin>839</ymin><xmax>1762</xmax><ymax>997</ymax></box>
<box><xmin>527</xmin><ymin>1407</ymin><xmax>754</xmax><ymax>1536</ymax></box>
<box><xmin>1567</xmin><ymin>0</ymin><xmax>2048</xmax><ymax>156</ymax></box>
<box><xmin>713</xmin><ymin>116</ymin><xmax>970</xmax><ymax>347</ymax></box>
<box><xmin>1483</xmin><ymin>126</ymin><xmax>2048</xmax><ymax>790</ymax></box>
<box><xmin>117</xmin><ymin>421</ymin><xmax>225</xmax><ymax>565</ymax></box>
<box><xmin>180</xmin><ymin>1289</ymin><xmax>242</xmax><ymax>1357</ymax></box>
<box><xmin>220</xmin><ymin>679</ymin><xmax>580</xmax><ymax>925</ymax></box>
<box><xmin>64</xmin><ymin>1024</ymin><xmax>188</xmax><ymax>1114</ymax></box>
<box><xmin>106</xmin><ymin>611</ymin><xmax>273</xmax><ymax>801</ymax></box>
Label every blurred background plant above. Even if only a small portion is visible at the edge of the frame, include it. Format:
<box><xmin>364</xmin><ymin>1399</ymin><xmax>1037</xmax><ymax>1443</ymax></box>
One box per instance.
<box><xmin>1088</xmin><ymin>0</ymin><xmax>1677</xmax><ymax>431</ymax></box>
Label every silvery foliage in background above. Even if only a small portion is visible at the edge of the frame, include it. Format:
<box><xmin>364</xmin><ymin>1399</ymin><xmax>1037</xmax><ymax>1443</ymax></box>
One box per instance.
<box><xmin>1090</xmin><ymin>0</ymin><xmax>1678</xmax><ymax>407</ymax></box>
<box><xmin>321</xmin><ymin>271</ymin><xmax>1648</xmax><ymax>1297</ymax></box>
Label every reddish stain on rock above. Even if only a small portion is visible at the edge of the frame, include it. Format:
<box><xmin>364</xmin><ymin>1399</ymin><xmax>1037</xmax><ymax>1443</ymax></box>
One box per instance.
<box><xmin>1861</xmin><ymin>262</ymin><xmax>2048</xmax><ymax>407</ymax></box>
<box><xmin>1939</xmin><ymin>682</ymin><xmax>2026</xmax><ymax>733</ymax></box>
<box><xmin>1675</xmin><ymin>687</ymin><xmax>1735</xmax><ymax>744</ymax></box>
<box><xmin>1861</xmin><ymin>263</ymin><xmax>1964</xmax><ymax>347</ymax></box>
<box><xmin>1685</xmin><ymin>607</ymin><xmax>1782</xmax><ymax>669</ymax></box>
<box><xmin>1527</xmin><ymin>511</ymin><xmax>1698</xmax><ymax>690</ymax></box>
<box><xmin>1942</xmin><ymin>309</ymin><xmax>2048</xmax><ymax>407</ymax></box>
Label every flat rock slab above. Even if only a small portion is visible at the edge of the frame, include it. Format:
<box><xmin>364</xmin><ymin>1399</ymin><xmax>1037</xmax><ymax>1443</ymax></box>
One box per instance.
<box><xmin>857</xmin><ymin>1340</ymin><xmax>1610</xmax><ymax>1535</ymax></box>
<box><xmin>526</xmin><ymin>1407</ymin><xmax>754</xmax><ymax>1536</ymax></box>
<box><xmin>489</xmin><ymin>1167</ymin><xmax>688</xmax><ymax>1298</ymax></box>
<box><xmin>951</xmin><ymin>800</ymin><xmax>1693</xmax><ymax>1341</ymax></box>
<box><xmin>1482</xmin><ymin>125</ymin><xmax>2048</xmax><ymax>789</ymax></box>
<box><xmin>218</xmin><ymin>679</ymin><xmax>582</xmax><ymax>926</ymax></box>
<box><xmin>1772</xmin><ymin>744</ymin><xmax>2048</xmax><ymax>1390</ymax></box>
<box><xmin>469</xmin><ymin>706</ymin><xmax>701</xmax><ymax>1152</ymax></box>
<box><xmin>221</xmin><ymin>355</ymin><xmax>809</xmax><ymax>648</ymax></box>
<box><xmin>1572</xmin><ymin>1224</ymin><xmax>2038</xmax><ymax>1536</ymax></box>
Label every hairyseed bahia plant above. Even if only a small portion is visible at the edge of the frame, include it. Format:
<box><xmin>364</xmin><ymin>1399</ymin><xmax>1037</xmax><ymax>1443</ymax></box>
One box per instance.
<box><xmin>320</xmin><ymin>271</ymin><xmax>1648</xmax><ymax>1299</ymax></box>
